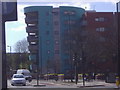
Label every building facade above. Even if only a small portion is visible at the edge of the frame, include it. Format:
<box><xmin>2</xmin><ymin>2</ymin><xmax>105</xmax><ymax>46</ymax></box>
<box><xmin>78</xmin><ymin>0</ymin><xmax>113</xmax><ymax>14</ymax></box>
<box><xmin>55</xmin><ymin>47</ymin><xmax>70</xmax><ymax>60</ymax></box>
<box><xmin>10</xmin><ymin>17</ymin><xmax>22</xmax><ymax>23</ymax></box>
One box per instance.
<box><xmin>24</xmin><ymin>6</ymin><xmax>117</xmax><ymax>76</ymax></box>
<box><xmin>84</xmin><ymin>11</ymin><xmax>117</xmax><ymax>74</ymax></box>
<box><xmin>24</xmin><ymin>6</ymin><xmax>85</xmax><ymax>74</ymax></box>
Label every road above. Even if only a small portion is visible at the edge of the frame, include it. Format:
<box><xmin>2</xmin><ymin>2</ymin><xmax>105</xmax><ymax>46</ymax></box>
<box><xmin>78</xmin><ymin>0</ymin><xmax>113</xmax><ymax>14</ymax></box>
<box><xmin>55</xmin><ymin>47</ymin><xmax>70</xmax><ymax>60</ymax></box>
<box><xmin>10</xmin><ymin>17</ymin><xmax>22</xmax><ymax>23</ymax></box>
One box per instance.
<box><xmin>7</xmin><ymin>79</ymin><xmax>119</xmax><ymax>88</ymax></box>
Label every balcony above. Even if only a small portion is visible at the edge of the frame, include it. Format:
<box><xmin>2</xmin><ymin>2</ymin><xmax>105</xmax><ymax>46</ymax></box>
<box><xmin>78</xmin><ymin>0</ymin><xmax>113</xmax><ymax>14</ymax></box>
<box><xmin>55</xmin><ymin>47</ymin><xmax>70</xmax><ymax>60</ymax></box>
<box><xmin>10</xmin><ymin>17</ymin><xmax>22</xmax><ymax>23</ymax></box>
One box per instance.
<box><xmin>29</xmin><ymin>54</ymin><xmax>36</xmax><ymax>61</ymax></box>
<box><xmin>25</xmin><ymin>17</ymin><xmax>38</xmax><ymax>24</ymax></box>
<box><xmin>27</xmin><ymin>36</ymin><xmax>38</xmax><ymax>42</ymax></box>
<box><xmin>28</xmin><ymin>45</ymin><xmax>38</xmax><ymax>53</ymax></box>
<box><xmin>26</xmin><ymin>26</ymin><xmax>38</xmax><ymax>33</ymax></box>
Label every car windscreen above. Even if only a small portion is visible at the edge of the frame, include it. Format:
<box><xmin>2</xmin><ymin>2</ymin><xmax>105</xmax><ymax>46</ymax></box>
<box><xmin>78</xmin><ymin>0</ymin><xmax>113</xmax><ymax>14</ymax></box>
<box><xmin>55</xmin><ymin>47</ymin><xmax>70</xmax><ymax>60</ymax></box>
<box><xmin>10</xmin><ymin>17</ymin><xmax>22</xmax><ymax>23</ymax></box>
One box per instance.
<box><xmin>14</xmin><ymin>75</ymin><xmax>24</xmax><ymax>78</ymax></box>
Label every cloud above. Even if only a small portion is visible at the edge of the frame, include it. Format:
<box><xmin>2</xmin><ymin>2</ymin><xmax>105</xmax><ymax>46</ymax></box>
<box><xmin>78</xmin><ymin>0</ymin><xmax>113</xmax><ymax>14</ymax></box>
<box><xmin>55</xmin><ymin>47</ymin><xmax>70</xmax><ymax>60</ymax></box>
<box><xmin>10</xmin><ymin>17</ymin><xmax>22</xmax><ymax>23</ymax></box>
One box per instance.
<box><xmin>10</xmin><ymin>24</ymin><xmax>26</xmax><ymax>32</ymax></box>
<box><xmin>8</xmin><ymin>0</ymin><xmax>116</xmax><ymax>32</ymax></box>
<box><xmin>16</xmin><ymin>0</ymin><xmax>120</xmax><ymax>3</ymax></box>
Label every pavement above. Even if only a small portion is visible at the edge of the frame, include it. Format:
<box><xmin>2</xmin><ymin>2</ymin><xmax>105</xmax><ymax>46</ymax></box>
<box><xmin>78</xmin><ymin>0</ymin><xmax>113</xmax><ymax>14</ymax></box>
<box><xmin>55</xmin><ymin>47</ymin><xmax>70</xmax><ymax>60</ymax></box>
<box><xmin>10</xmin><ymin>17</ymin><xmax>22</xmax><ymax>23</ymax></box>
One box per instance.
<box><xmin>31</xmin><ymin>79</ymin><xmax>118</xmax><ymax>88</ymax></box>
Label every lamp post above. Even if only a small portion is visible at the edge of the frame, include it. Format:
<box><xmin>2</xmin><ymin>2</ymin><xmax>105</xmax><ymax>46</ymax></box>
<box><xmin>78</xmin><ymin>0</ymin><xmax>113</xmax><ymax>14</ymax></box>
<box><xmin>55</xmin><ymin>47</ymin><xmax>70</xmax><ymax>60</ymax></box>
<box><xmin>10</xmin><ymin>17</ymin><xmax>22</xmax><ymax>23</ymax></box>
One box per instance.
<box><xmin>81</xmin><ymin>43</ymin><xmax>86</xmax><ymax>86</ymax></box>
<box><xmin>7</xmin><ymin>45</ymin><xmax>11</xmax><ymax>69</ymax></box>
<box><xmin>7</xmin><ymin>45</ymin><xmax>11</xmax><ymax>56</ymax></box>
<box><xmin>17</xmin><ymin>45</ymin><xmax>22</xmax><ymax>69</ymax></box>
<box><xmin>73</xmin><ymin>53</ymin><xmax>78</xmax><ymax>84</ymax></box>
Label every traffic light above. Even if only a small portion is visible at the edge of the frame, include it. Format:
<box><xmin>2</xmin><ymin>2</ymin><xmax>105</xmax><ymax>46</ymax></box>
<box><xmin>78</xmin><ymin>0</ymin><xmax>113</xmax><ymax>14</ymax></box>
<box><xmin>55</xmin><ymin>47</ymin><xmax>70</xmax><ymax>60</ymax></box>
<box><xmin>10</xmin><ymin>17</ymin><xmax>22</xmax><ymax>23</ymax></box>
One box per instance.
<box><xmin>73</xmin><ymin>53</ymin><xmax>77</xmax><ymax>65</ymax></box>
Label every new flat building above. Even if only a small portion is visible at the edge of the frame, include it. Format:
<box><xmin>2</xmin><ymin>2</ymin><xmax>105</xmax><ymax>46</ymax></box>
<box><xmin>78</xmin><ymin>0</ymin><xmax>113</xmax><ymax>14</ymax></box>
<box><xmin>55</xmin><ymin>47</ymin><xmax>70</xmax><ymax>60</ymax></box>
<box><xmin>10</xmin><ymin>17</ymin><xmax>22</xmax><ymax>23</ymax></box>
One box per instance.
<box><xmin>24</xmin><ymin>6</ymin><xmax>85</xmax><ymax>74</ymax></box>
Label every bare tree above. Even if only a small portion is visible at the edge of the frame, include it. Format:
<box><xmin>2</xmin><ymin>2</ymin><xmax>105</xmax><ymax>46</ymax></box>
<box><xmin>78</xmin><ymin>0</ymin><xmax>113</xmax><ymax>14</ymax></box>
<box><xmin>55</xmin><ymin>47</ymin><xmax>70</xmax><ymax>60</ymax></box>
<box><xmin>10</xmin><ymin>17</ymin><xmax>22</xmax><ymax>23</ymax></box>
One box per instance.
<box><xmin>14</xmin><ymin>38</ymin><xmax>30</xmax><ymax>69</ymax></box>
<box><xmin>14</xmin><ymin>38</ymin><xmax>29</xmax><ymax>53</ymax></box>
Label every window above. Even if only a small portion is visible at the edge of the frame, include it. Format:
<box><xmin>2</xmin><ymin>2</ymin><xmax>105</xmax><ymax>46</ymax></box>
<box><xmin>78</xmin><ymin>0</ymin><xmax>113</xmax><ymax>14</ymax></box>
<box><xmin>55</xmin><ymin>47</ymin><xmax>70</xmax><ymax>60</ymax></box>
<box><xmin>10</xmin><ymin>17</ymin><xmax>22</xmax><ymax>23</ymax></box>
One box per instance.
<box><xmin>64</xmin><ymin>20</ymin><xmax>76</xmax><ymax>25</ymax></box>
<box><xmin>95</xmin><ymin>17</ymin><xmax>105</xmax><ymax>22</ymax></box>
<box><xmin>100</xmin><ymin>37</ymin><xmax>106</xmax><ymax>42</ymax></box>
<box><xmin>54</xmin><ymin>21</ymin><xmax>59</xmax><ymax>25</ymax></box>
<box><xmin>46</xmin><ymin>12</ymin><xmax>49</xmax><ymax>16</ymax></box>
<box><xmin>99</xmin><ymin>17</ymin><xmax>105</xmax><ymax>21</ymax></box>
<box><xmin>55</xmin><ymin>40</ymin><xmax>59</xmax><ymax>44</ymax></box>
<box><xmin>46</xmin><ymin>40</ymin><xmax>50</xmax><ymax>44</ymax></box>
<box><xmin>54</xmin><ymin>31</ymin><xmax>59</xmax><ymax>35</ymax></box>
<box><xmin>55</xmin><ymin>50</ymin><xmax>59</xmax><ymax>54</ymax></box>
<box><xmin>46</xmin><ymin>31</ymin><xmax>50</xmax><ymax>35</ymax></box>
<box><xmin>47</xmin><ymin>50</ymin><xmax>50</xmax><ymax>54</ymax></box>
<box><xmin>52</xmin><ymin>12</ymin><xmax>58</xmax><ymax>15</ymax></box>
<box><xmin>96</xmin><ymin>27</ymin><xmax>105</xmax><ymax>32</ymax></box>
<box><xmin>46</xmin><ymin>21</ymin><xmax>49</xmax><ymax>25</ymax></box>
<box><xmin>64</xmin><ymin>11</ymin><xmax>75</xmax><ymax>15</ymax></box>
<box><xmin>95</xmin><ymin>18</ymin><xmax>99</xmax><ymax>21</ymax></box>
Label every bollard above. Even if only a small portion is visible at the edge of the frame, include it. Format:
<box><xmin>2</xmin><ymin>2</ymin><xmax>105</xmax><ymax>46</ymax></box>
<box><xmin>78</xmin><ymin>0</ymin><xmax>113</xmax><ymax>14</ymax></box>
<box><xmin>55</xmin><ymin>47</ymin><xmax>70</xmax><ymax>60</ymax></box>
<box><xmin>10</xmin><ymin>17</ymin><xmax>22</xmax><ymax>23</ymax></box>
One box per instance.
<box><xmin>116</xmin><ymin>76</ymin><xmax>120</xmax><ymax>88</ymax></box>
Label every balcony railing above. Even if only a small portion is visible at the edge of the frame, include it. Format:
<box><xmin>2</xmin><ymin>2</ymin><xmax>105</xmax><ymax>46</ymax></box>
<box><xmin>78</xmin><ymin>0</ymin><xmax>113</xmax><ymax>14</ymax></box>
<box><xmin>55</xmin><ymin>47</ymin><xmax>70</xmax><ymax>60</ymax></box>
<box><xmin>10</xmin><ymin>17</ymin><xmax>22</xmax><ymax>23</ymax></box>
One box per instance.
<box><xmin>28</xmin><ymin>45</ymin><xmax>38</xmax><ymax>53</ymax></box>
<box><xmin>26</xmin><ymin>26</ymin><xmax>38</xmax><ymax>33</ymax></box>
<box><xmin>25</xmin><ymin>17</ymin><xmax>38</xmax><ymax>24</ymax></box>
<box><xmin>27</xmin><ymin>36</ymin><xmax>38</xmax><ymax>42</ymax></box>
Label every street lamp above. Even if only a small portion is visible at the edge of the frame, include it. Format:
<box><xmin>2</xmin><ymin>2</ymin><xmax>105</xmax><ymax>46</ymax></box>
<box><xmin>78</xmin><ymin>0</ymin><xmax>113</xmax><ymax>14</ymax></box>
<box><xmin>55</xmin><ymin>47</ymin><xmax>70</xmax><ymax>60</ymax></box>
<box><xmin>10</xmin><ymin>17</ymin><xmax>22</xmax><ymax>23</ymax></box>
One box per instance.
<box><xmin>73</xmin><ymin>53</ymin><xmax>79</xmax><ymax>84</ymax></box>
<box><xmin>7</xmin><ymin>45</ymin><xmax>12</xmax><ymax>78</ymax></box>
<box><xmin>7</xmin><ymin>45</ymin><xmax>11</xmax><ymax>68</ymax></box>
<box><xmin>7</xmin><ymin>45</ymin><xmax>11</xmax><ymax>54</ymax></box>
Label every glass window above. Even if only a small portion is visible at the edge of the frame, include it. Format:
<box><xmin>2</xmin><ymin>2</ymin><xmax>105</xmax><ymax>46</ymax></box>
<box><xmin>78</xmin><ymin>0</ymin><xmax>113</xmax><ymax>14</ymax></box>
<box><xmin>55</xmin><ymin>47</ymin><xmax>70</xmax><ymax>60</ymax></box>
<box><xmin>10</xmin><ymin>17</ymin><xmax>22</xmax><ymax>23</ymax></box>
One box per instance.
<box><xmin>95</xmin><ymin>17</ymin><xmax>105</xmax><ymax>22</ymax></box>
<box><xmin>64</xmin><ymin>11</ymin><xmax>75</xmax><ymax>15</ymax></box>
<box><xmin>46</xmin><ymin>31</ymin><xmax>50</xmax><ymax>35</ymax></box>
<box><xmin>55</xmin><ymin>40</ymin><xmax>59</xmax><ymax>44</ymax></box>
<box><xmin>46</xmin><ymin>21</ymin><xmax>49</xmax><ymax>25</ymax></box>
<box><xmin>46</xmin><ymin>12</ymin><xmax>49</xmax><ymax>16</ymax></box>
<box><xmin>54</xmin><ymin>21</ymin><xmax>59</xmax><ymax>25</ymax></box>
<box><xmin>55</xmin><ymin>50</ymin><xmax>59</xmax><ymax>54</ymax></box>
<box><xmin>99</xmin><ymin>27</ymin><xmax>105</xmax><ymax>32</ymax></box>
<box><xmin>99</xmin><ymin>17</ymin><xmax>105</xmax><ymax>21</ymax></box>
<box><xmin>14</xmin><ymin>75</ymin><xmax>24</xmax><ymax>78</ymax></box>
<box><xmin>95</xmin><ymin>18</ymin><xmax>99</xmax><ymax>21</ymax></box>
<box><xmin>46</xmin><ymin>40</ymin><xmax>50</xmax><ymax>44</ymax></box>
<box><xmin>100</xmin><ymin>37</ymin><xmax>106</xmax><ymax>42</ymax></box>
<box><xmin>96</xmin><ymin>27</ymin><xmax>105</xmax><ymax>32</ymax></box>
<box><xmin>47</xmin><ymin>50</ymin><xmax>50</xmax><ymax>54</ymax></box>
<box><xmin>53</xmin><ymin>12</ymin><xmax>58</xmax><ymax>15</ymax></box>
<box><xmin>54</xmin><ymin>31</ymin><xmax>59</xmax><ymax>35</ymax></box>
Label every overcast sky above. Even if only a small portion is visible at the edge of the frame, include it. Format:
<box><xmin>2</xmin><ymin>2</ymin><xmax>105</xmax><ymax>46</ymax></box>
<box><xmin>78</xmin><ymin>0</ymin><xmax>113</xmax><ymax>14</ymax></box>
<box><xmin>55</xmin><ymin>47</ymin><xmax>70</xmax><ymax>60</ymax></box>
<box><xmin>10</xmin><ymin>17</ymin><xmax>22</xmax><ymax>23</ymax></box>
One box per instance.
<box><xmin>5</xmin><ymin>0</ymin><xmax>120</xmax><ymax>52</ymax></box>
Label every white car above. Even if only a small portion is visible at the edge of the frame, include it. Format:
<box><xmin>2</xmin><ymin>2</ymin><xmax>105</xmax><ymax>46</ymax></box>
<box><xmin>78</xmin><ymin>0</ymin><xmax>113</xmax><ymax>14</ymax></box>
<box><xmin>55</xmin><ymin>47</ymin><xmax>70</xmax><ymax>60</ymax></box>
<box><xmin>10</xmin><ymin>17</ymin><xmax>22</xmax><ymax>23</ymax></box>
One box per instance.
<box><xmin>11</xmin><ymin>74</ymin><xmax>26</xmax><ymax>86</ymax></box>
<box><xmin>17</xmin><ymin>69</ymin><xmax>32</xmax><ymax>82</ymax></box>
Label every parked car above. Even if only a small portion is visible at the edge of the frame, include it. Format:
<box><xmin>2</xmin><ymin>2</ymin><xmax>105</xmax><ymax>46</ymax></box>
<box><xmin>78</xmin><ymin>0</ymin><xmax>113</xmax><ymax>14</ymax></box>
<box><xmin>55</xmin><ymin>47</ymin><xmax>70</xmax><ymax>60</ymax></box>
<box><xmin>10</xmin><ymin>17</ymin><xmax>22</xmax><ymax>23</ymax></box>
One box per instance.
<box><xmin>17</xmin><ymin>69</ymin><xmax>32</xmax><ymax>82</ymax></box>
<box><xmin>11</xmin><ymin>74</ymin><xmax>26</xmax><ymax>86</ymax></box>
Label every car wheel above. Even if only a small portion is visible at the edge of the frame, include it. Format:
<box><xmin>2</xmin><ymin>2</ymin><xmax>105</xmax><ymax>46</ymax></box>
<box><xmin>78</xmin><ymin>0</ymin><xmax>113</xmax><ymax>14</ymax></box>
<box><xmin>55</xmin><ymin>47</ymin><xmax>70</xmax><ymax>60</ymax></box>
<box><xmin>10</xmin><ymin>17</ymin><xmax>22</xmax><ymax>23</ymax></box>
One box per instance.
<box><xmin>23</xmin><ymin>84</ymin><xmax>26</xmax><ymax>86</ymax></box>
<box><xmin>11</xmin><ymin>84</ymin><xmax>14</xmax><ymax>86</ymax></box>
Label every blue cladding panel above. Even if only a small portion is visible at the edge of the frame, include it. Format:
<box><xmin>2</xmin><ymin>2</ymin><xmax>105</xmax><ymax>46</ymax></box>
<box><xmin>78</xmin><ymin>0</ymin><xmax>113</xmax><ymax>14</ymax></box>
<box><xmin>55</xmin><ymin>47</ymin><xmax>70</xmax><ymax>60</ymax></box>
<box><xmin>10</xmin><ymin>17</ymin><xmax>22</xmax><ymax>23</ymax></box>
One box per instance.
<box><xmin>59</xmin><ymin>6</ymin><xmax>85</xmax><ymax>73</ymax></box>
